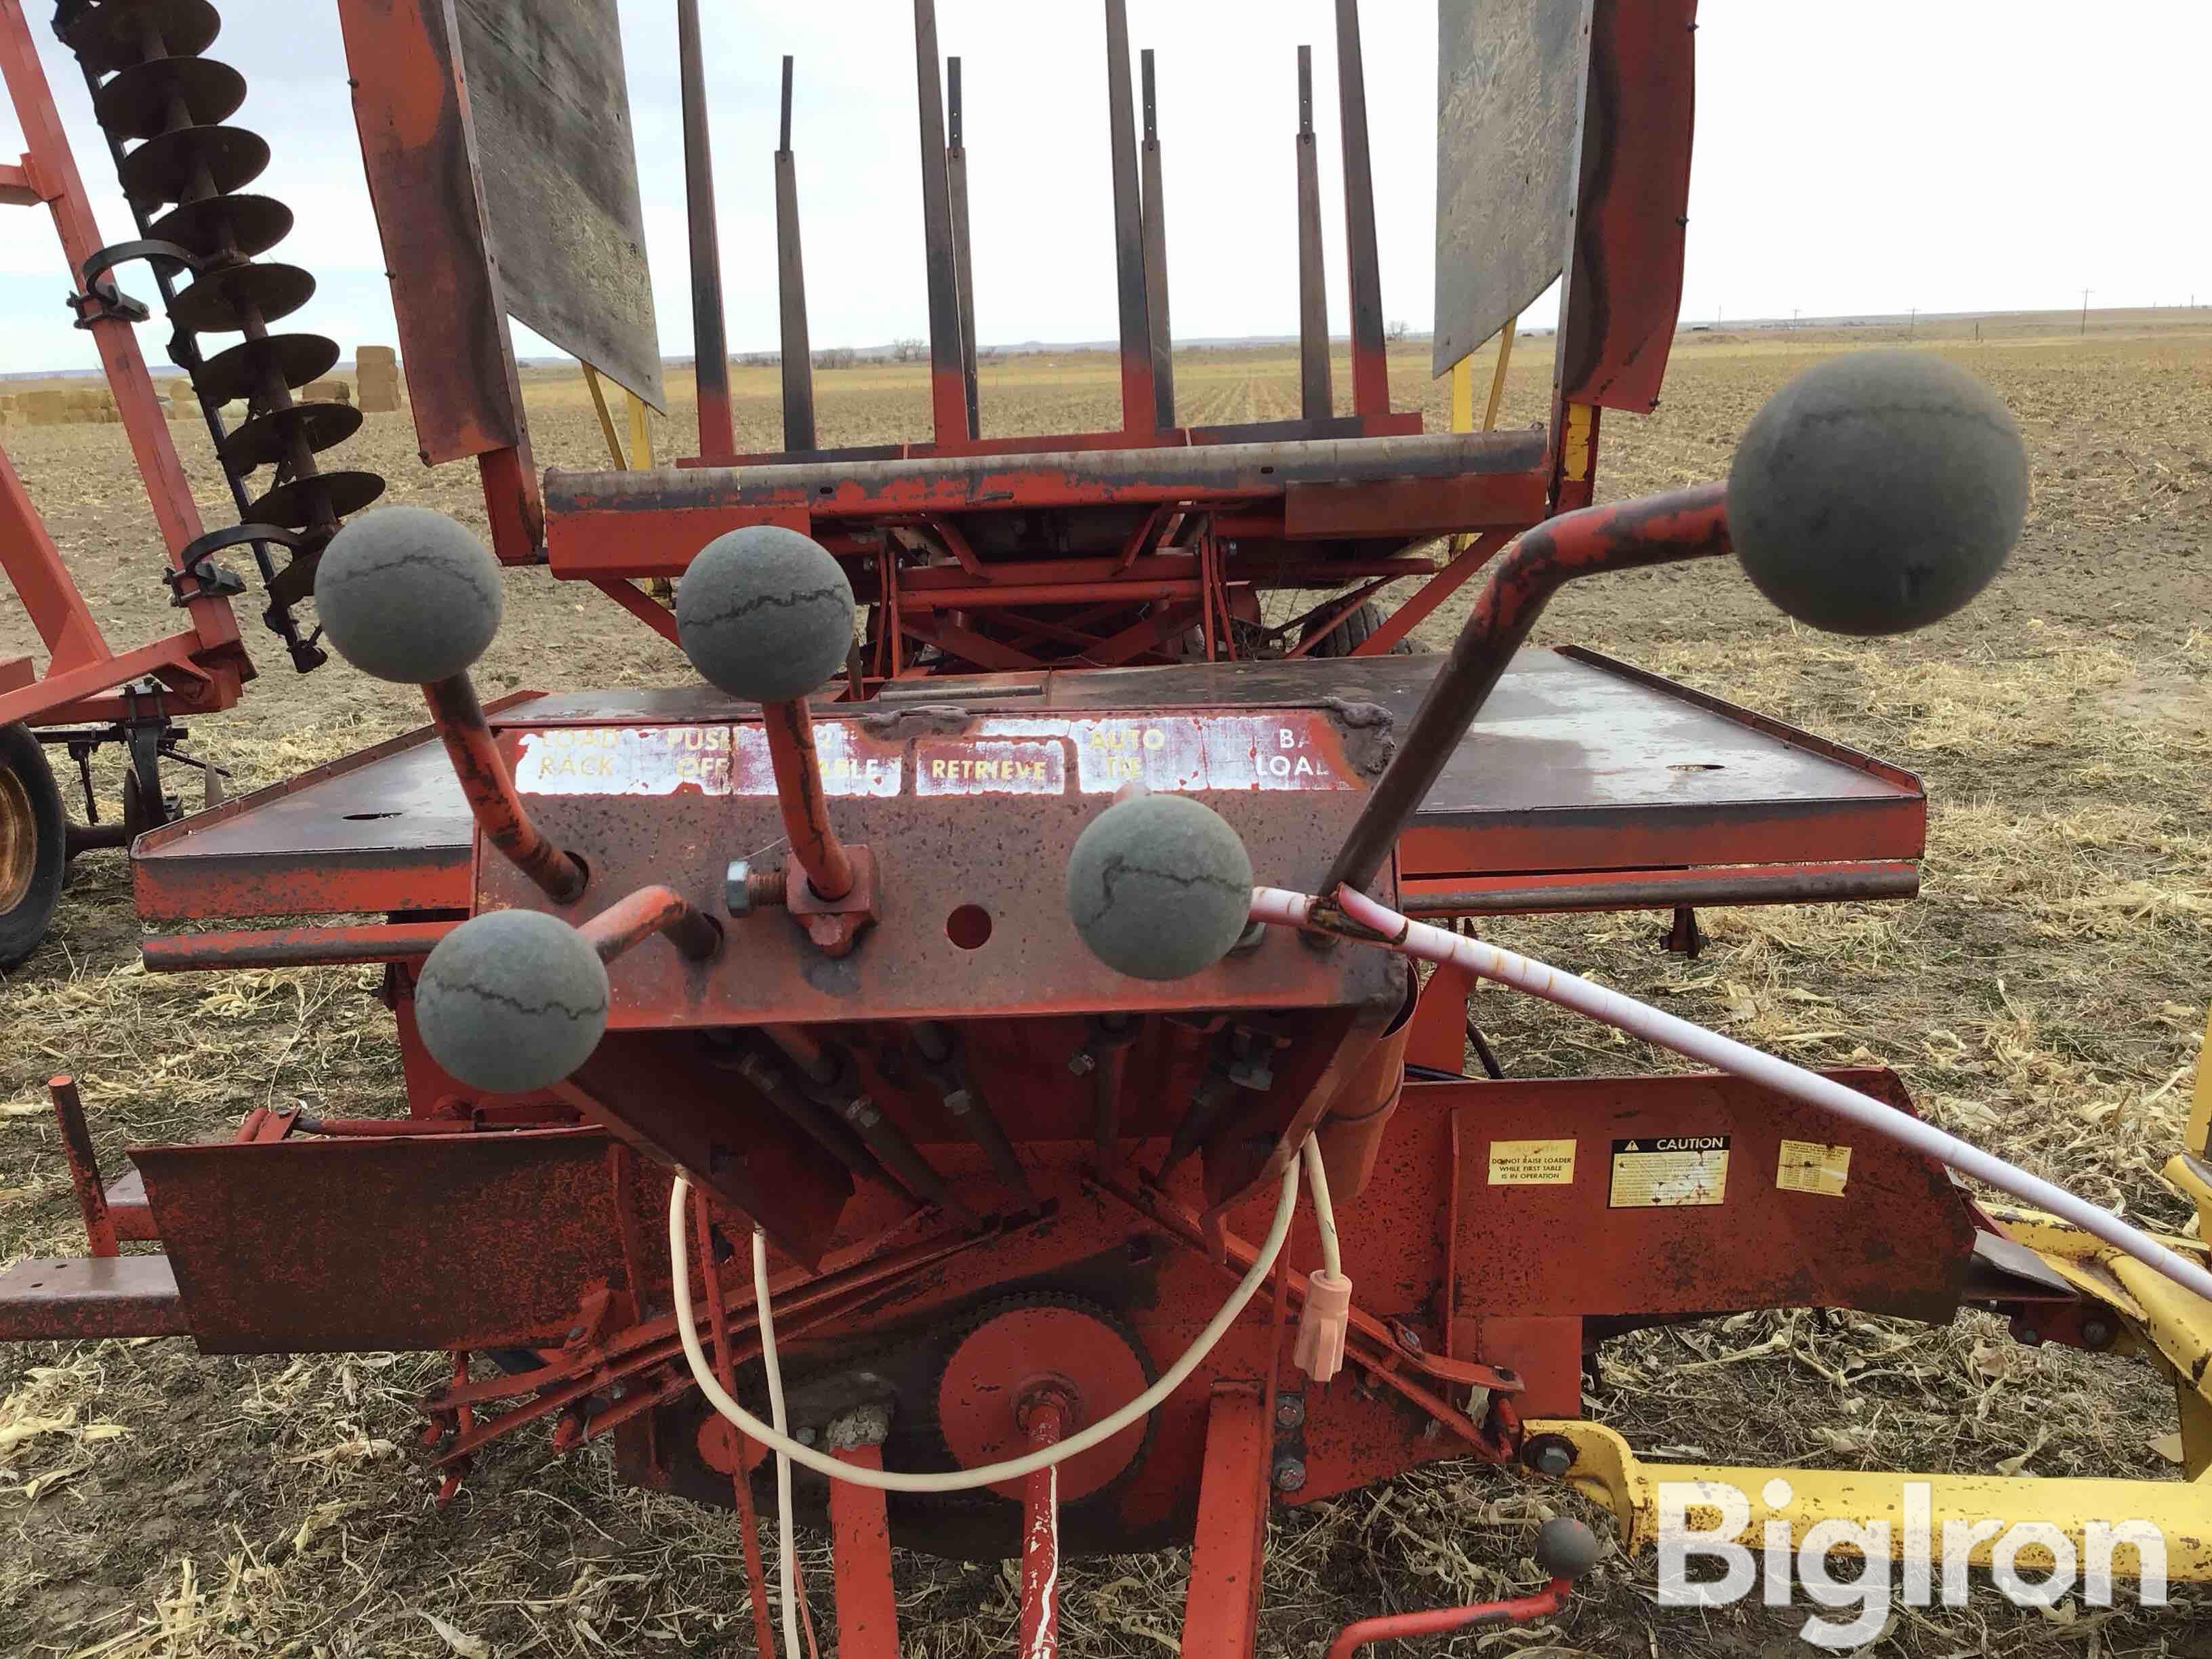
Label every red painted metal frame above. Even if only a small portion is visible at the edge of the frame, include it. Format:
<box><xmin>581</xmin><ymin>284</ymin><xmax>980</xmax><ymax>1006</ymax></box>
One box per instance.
<box><xmin>830</xmin><ymin>1445</ymin><xmax>901</xmax><ymax>1659</ymax></box>
<box><xmin>1179</xmin><ymin>1385</ymin><xmax>1269</xmax><ymax>1658</ymax></box>
<box><xmin>0</xmin><ymin>0</ymin><xmax>251</xmax><ymax>730</ymax></box>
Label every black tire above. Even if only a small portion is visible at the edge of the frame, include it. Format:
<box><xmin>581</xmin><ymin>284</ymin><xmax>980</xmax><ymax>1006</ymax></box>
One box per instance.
<box><xmin>0</xmin><ymin>722</ymin><xmax>66</xmax><ymax>969</ymax></box>
<box><xmin>1302</xmin><ymin>598</ymin><xmax>1414</xmax><ymax>657</ymax></box>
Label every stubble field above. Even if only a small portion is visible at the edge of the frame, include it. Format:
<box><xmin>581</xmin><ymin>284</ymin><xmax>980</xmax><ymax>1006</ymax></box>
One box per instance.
<box><xmin>3</xmin><ymin>314</ymin><xmax>2211</xmax><ymax>1656</ymax></box>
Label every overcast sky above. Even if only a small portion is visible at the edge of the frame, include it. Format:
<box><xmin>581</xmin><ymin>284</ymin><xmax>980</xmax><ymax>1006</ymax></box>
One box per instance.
<box><xmin>1</xmin><ymin>1</ymin><xmax>2206</xmax><ymax>378</ymax></box>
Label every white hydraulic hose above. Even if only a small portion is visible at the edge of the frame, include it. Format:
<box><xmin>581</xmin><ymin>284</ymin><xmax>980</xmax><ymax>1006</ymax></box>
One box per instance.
<box><xmin>1248</xmin><ymin>884</ymin><xmax>2212</xmax><ymax>1308</ymax></box>
<box><xmin>668</xmin><ymin>1154</ymin><xmax>1300</xmax><ymax>1494</ymax></box>
<box><xmin>1301</xmin><ymin>1136</ymin><xmax>1342</xmax><ymax>1278</ymax></box>
<box><xmin>752</xmin><ymin>1227</ymin><xmax>801</xmax><ymax>1659</ymax></box>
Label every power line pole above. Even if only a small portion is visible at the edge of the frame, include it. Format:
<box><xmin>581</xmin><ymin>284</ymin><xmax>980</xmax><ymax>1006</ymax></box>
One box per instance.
<box><xmin>2079</xmin><ymin>288</ymin><xmax>2091</xmax><ymax>335</ymax></box>
<box><xmin>1907</xmin><ymin>306</ymin><xmax>1916</xmax><ymax>339</ymax></box>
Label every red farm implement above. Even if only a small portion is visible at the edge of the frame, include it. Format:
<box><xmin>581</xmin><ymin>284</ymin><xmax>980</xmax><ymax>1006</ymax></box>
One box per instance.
<box><xmin>3</xmin><ymin>1</ymin><xmax>2207</xmax><ymax>1654</ymax></box>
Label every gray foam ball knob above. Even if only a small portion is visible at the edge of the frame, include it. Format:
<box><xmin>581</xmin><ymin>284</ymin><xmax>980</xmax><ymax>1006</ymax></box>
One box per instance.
<box><xmin>1727</xmin><ymin>351</ymin><xmax>2026</xmax><ymax>636</ymax></box>
<box><xmin>1532</xmin><ymin>1517</ymin><xmax>1602</xmax><ymax>1581</ymax></box>
<box><xmin>1065</xmin><ymin>793</ymin><xmax>1254</xmax><ymax>981</ymax></box>
<box><xmin>314</xmin><ymin>505</ymin><xmax>503</xmax><ymax>683</ymax></box>
<box><xmin>676</xmin><ymin>525</ymin><xmax>855</xmax><ymax>702</ymax></box>
<box><xmin>416</xmin><ymin>909</ymin><xmax>609</xmax><ymax>1094</ymax></box>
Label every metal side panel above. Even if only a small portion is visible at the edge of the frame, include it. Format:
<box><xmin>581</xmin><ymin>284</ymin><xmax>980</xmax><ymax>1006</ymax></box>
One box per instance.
<box><xmin>454</xmin><ymin>0</ymin><xmax>662</xmax><ymax>409</ymax></box>
<box><xmin>1432</xmin><ymin>0</ymin><xmax>1590</xmax><ymax>376</ymax></box>
<box><xmin>130</xmin><ymin>690</ymin><xmax>545</xmax><ymax>921</ymax></box>
<box><xmin>132</xmin><ymin>1128</ymin><xmax>629</xmax><ymax>1353</ymax></box>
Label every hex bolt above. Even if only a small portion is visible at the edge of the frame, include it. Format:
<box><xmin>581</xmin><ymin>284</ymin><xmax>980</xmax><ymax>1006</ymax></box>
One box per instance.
<box><xmin>1391</xmin><ymin>1321</ymin><xmax>1424</xmax><ymax>1355</ymax></box>
<box><xmin>1532</xmin><ymin>1441</ymin><xmax>1576</xmax><ymax>1478</ymax></box>
<box><xmin>724</xmin><ymin>858</ymin><xmax>790</xmax><ymax>917</ymax></box>
<box><xmin>2080</xmin><ymin>1318</ymin><xmax>2112</xmax><ymax>1349</ymax></box>
<box><xmin>1275</xmin><ymin>1395</ymin><xmax>1305</xmax><ymax>1430</ymax></box>
<box><xmin>1271</xmin><ymin>1454</ymin><xmax>1307</xmax><ymax>1493</ymax></box>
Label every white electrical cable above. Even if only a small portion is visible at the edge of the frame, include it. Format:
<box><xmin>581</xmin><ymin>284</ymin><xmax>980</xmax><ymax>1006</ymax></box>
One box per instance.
<box><xmin>752</xmin><ymin>1227</ymin><xmax>801</xmax><ymax>1659</ymax></box>
<box><xmin>1300</xmin><ymin>1136</ymin><xmax>1342</xmax><ymax>1279</ymax></box>
<box><xmin>1250</xmin><ymin>884</ymin><xmax>2212</xmax><ymax>1308</ymax></box>
<box><xmin>668</xmin><ymin>1153</ymin><xmax>1300</xmax><ymax>1495</ymax></box>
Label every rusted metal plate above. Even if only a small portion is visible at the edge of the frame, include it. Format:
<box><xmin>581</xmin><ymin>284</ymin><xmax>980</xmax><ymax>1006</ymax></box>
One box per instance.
<box><xmin>0</xmin><ymin>1255</ymin><xmax>186</xmax><ymax>1340</ymax></box>
<box><xmin>131</xmin><ymin>691</ymin><xmax>544</xmax><ymax>920</ymax></box>
<box><xmin>1435</xmin><ymin>1068</ymin><xmax>1975</xmax><ymax>1359</ymax></box>
<box><xmin>336</xmin><ymin>0</ymin><xmax>524</xmax><ymax>463</ymax></box>
<box><xmin>133</xmin><ymin>656</ymin><xmax>1927</xmax><ymax>926</ymax></box>
<box><xmin>480</xmin><ymin>701</ymin><xmax>1401</xmax><ymax>1025</ymax></box>
<box><xmin>453</xmin><ymin>0</ymin><xmax>663</xmax><ymax>409</ymax></box>
<box><xmin>1555</xmin><ymin>0</ymin><xmax>1697</xmax><ymax>411</ymax></box>
<box><xmin>134</xmin><ymin>1128</ymin><xmax>628</xmax><ymax>1353</ymax></box>
<box><xmin>1432</xmin><ymin>0</ymin><xmax>1589</xmax><ymax>375</ymax></box>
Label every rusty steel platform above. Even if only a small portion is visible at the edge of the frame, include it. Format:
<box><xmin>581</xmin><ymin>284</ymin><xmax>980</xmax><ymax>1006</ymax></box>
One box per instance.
<box><xmin>133</xmin><ymin>649</ymin><xmax>1923</xmax><ymax>924</ymax></box>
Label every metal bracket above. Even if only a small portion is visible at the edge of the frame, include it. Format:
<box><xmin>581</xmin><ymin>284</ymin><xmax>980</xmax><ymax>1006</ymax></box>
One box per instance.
<box><xmin>65</xmin><ymin>279</ymin><xmax>148</xmax><ymax>327</ymax></box>
<box><xmin>162</xmin><ymin>554</ymin><xmax>248</xmax><ymax>607</ymax></box>
<box><xmin>783</xmin><ymin>844</ymin><xmax>882</xmax><ymax>958</ymax></box>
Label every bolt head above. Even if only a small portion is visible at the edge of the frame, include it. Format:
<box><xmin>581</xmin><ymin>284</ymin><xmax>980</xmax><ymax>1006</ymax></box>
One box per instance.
<box><xmin>724</xmin><ymin>858</ymin><xmax>754</xmax><ymax>916</ymax></box>
<box><xmin>1271</xmin><ymin>1455</ymin><xmax>1307</xmax><ymax>1492</ymax></box>
<box><xmin>1532</xmin><ymin>1442</ymin><xmax>1576</xmax><ymax>1478</ymax></box>
<box><xmin>2080</xmin><ymin>1318</ymin><xmax>2112</xmax><ymax>1349</ymax></box>
<box><xmin>1067</xmin><ymin>1048</ymin><xmax>1099</xmax><ymax>1077</ymax></box>
<box><xmin>1274</xmin><ymin>1395</ymin><xmax>1305</xmax><ymax>1429</ymax></box>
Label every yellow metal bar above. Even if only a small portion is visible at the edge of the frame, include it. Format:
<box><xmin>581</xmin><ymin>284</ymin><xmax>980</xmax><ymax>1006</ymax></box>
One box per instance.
<box><xmin>581</xmin><ymin>363</ymin><xmax>627</xmax><ymax>469</ymax></box>
<box><xmin>1449</xmin><ymin>356</ymin><xmax>1473</xmax><ymax>433</ymax></box>
<box><xmin>1528</xmin><ymin>1420</ymin><xmax>2211</xmax><ymax>1578</ymax></box>
<box><xmin>2189</xmin><ymin>1006</ymin><xmax>2211</xmax><ymax>1157</ymax></box>
<box><xmin>1561</xmin><ymin>401</ymin><xmax>1595</xmax><ymax>483</ymax></box>
<box><xmin>626</xmin><ymin>390</ymin><xmax>654</xmax><ymax>471</ymax></box>
<box><xmin>1483</xmin><ymin>313</ymin><xmax>1516</xmax><ymax>431</ymax></box>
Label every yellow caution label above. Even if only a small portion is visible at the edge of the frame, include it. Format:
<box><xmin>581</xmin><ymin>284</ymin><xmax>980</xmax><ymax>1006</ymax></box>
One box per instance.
<box><xmin>1776</xmin><ymin>1139</ymin><xmax>1853</xmax><ymax>1197</ymax></box>
<box><xmin>1488</xmin><ymin>1138</ymin><xmax>1577</xmax><ymax>1186</ymax></box>
<box><xmin>1609</xmin><ymin>1136</ymin><xmax>1729</xmax><ymax>1208</ymax></box>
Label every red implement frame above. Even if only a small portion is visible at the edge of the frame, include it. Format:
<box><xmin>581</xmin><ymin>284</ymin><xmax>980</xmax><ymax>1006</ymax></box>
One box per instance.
<box><xmin>0</xmin><ymin>0</ymin><xmax>250</xmax><ymax>730</ymax></box>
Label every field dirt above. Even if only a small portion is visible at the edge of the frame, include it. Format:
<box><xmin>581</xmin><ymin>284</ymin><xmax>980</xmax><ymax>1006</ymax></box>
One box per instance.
<box><xmin>3</xmin><ymin>317</ymin><xmax>2211</xmax><ymax>1657</ymax></box>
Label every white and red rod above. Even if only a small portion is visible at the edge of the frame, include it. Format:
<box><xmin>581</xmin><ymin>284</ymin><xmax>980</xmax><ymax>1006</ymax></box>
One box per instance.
<box><xmin>1250</xmin><ymin>884</ymin><xmax>2212</xmax><ymax>1308</ymax></box>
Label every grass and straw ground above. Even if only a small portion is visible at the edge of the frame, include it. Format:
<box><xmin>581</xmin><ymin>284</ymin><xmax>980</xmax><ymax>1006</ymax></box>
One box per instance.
<box><xmin>4</xmin><ymin>319</ymin><xmax>2211</xmax><ymax>1655</ymax></box>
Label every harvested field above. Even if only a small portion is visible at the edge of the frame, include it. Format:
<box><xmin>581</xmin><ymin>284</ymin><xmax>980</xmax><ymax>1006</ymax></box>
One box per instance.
<box><xmin>3</xmin><ymin>315</ymin><xmax>2211</xmax><ymax>1656</ymax></box>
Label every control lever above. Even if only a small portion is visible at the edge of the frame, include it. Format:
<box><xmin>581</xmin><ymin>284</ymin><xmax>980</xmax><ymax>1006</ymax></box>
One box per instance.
<box><xmin>315</xmin><ymin>506</ymin><xmax>588</xmax><ymax>905</ymax></box>
<box><xmin>676</xmin><ymin>525</ymin><xmax>878</xmax><ymax>954</ymax></box>
<box><xmin>1317</xmin><ymin>351</ymin><xmax>2027</xmax><ymax>909</ymax></box>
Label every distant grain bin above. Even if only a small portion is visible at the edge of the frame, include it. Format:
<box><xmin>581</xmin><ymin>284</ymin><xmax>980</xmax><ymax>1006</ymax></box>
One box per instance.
<box><xmin>356</xmin><ymin>344</ymin><xmax>401</xmax><ymax>413</ymax></box>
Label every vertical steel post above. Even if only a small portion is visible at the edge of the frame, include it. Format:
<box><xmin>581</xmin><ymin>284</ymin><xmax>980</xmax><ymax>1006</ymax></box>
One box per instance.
<box><xmin>1294</xmin><ymin>45</ymin><xmax>1333</xmax><ymax>422</ymax></box>
<box><xmin>1102</xmin><ymin>0</ymin><xmax>1156</xmax><ymax>436</ymax></box>
<box><xmin>48</xmin><ymin>1076</ymin><xmax>117</xmax><ymax>1258</ymax></box>
<box><xmin>776</xmin><ymin>56</ymin><xmax>818</xmax><ymax>451</ymax></box>
<box><xmin>1333</xmin><ymin>0</ymin><xmax>1389</xmax><ymax>417</ymax></box>
<box><xmin>828</xmin><ymin>1438</ymin><xmax>901</xmax><ymax>1659</ymax></box>
<box><xmin>1179</xmin><ymin>1385</ymin><xmax>1269</xmax><ymax>1658</ymax></box>
<box><xmin>1139</xmin><ymin>48</ymin><xmax>1174</xmax><ymax>430</ymax></box>
<box><xmin>678</xmin><ymin>0</ymin><xmax>734</xmax><ymax>462</ymax></box>
<box><xmin>912</xmin><ymin>0</ymin><xmax>968</xmax><ymax>445</ymax></box>
<box><xmin>946</xmin><ymin>56</ymin><xmax>981</xmax><ymax>440</ymax></box>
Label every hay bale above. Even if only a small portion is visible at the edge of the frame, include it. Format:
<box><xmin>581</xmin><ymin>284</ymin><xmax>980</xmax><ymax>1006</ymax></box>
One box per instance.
<box><xmin>303</xmin><ymin>377</ymin><xmax>352</xmax><ymax>405</ymax></box>
<box><xmin>356</xmin><ymin>344</ymin><xmax>401</xmax><ymax>413</ymax></box>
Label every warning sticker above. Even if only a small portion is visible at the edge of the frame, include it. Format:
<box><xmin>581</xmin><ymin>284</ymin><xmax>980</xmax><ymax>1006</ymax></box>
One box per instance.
<box><xmin>1608</xmin><ymin>1136</ymin><xmax>1729</xmax><ymax>1209</ymax></box>
<box><xmin>1488</xmin><ymin>1139</ymin><xmax>1577</xmax><ymax>1186</ymax></box>
<box><xmin>1776</xmin><ymin>1139</ymin><xmax>1853</xmax><ymax>1197</ymax></box>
